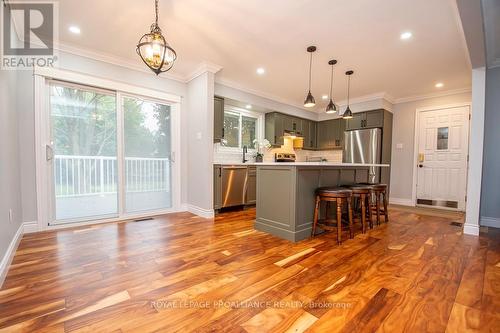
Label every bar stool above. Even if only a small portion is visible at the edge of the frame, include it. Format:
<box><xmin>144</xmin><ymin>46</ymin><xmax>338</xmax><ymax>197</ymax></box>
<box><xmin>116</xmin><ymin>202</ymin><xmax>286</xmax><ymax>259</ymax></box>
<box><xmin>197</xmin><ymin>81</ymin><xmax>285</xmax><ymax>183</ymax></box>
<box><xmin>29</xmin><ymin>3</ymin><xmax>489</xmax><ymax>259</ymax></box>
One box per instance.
<box><xmin>312</xmin><ymin>187</ymin><xmax>353</xmax><ymax>245</ymax></box>
<box><xmin>357</xmin><ymin>183</ymin><xmax>389</xmax><ymax>225</ymax></box>
<box><xmin>343</xmin><ymin>185</ymin><xmax>373</xmax><ymax>233</ymax></box>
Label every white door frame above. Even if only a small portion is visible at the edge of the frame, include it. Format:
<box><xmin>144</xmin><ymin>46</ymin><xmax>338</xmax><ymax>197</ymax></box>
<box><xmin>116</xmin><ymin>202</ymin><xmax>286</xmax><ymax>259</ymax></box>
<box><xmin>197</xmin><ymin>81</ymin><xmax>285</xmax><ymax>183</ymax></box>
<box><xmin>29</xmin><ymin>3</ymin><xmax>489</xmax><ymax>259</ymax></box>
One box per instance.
<box><xmin>411</xmin><ymin>102</ymin><xmax>471</xmax><ymax>210</ymax></box>
<box><xmin>34</xmin><ymin>67</ymin><xmax>183</xmax><ymax>231</ymax></box>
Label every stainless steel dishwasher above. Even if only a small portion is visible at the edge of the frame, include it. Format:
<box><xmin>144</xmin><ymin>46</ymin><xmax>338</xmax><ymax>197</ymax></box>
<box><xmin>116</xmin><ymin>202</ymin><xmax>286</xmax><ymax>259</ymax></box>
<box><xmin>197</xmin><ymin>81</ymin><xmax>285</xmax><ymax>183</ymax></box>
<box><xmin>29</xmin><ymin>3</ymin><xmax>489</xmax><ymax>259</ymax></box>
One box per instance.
<box><xmin>221</xmin><ymin>165</ymin><xmax>248</xmax><ymax>208</ymax></box>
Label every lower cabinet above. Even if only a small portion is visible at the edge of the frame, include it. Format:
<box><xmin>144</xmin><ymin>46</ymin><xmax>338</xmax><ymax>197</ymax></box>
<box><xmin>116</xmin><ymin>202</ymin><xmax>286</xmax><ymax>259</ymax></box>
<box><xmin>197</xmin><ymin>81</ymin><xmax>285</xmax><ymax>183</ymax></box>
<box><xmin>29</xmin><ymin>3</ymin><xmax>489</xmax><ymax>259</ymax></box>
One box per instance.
<box><xmin>245</xmin><ymin>166</ymin><xmax>257</xmax><ymax>205</ymax></box>
<box><xmin>214</xmin><ymin>165</ymin><xmax>222</xmax><ymax>209</ymax></box>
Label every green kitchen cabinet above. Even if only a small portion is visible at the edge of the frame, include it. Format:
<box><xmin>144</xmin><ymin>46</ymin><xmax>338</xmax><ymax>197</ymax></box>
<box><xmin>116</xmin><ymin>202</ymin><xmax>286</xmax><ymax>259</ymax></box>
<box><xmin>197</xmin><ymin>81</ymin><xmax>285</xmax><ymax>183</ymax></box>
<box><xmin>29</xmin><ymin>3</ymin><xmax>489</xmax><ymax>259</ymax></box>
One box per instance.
<box><xmin>265</xmin><ymin>112</ymin><xmax>285</xmax><ymax>146</ymax></box>
<box><xmin>316</xmin><ymin>120</ymin><xmax>332</xmax><ymax>149</ymax></box>
<box><xmin>302</xmin><ymin>120</ymin><xmax>316</xmax><ymax>149</ymax></box>
<box><xmin>364</xmin><ymin>110</ymin><xmax>384</xmax><ymax>128</ymax></box>
<box><xmin>316</xmin><ymin>119</ymin><xmax>344</xmax><ymax>149</ymax></box>
<box><xmin>245</xmin><ymin>166</ymin><xmax>257</xmax><ymax>205</ymax></box>
<box><xmin>345</xmin><ymin>109</ymin><xmax>384</xmax><ymax>130</ymax></box>
<box><xmin>345</xmin><ymin>112</ymin><xmax>364</xmax><ymax>130</ymax></box>
<box><xmin>213</xmin><ymin>165</ymin><xmax>222</xmax><ymax>209</ymax></box>
<box><xmin>283</xmin><ymin>115</ymin><xmax>303</xmax><ymax>134</ymax></box>
<box><xmin>214</xmin><ymin>96</ymin><xmax>224</xmax><ymax>142</ymax></box>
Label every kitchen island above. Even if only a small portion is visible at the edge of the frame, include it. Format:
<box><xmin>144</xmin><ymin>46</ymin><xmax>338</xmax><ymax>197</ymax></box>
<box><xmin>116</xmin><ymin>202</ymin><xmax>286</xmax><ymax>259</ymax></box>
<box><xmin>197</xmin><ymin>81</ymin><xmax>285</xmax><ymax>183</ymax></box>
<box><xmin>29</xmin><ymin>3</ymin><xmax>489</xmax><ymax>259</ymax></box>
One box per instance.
<box><xmin>255</xmin><ymin>162</ymin><xmax>390</xmax><ymax>242</ymax></box>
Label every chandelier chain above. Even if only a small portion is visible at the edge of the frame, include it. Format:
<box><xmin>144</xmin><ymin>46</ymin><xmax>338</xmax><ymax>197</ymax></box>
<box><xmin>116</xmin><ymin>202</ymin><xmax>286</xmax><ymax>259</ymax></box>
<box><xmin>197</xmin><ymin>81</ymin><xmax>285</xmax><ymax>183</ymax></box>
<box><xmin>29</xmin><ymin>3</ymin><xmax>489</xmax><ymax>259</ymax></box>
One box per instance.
<box><xmin>308</xmin><ymin>52</ymin><xmax>313</xmax><ymax>91</ymax></box>
<box><xmin>155</xmin><ymin>0</ymin><xmax>159</xmax><ymax>26</ymax></box>
<box><xmin>347</xmin><ymin>75</ymin><xmax>351</xmax><ymax>105</ymax></box>
<box><xmin>329</xmin><ymin>65</ymin><xmax>334</xmax><ymax>97</ymax></box>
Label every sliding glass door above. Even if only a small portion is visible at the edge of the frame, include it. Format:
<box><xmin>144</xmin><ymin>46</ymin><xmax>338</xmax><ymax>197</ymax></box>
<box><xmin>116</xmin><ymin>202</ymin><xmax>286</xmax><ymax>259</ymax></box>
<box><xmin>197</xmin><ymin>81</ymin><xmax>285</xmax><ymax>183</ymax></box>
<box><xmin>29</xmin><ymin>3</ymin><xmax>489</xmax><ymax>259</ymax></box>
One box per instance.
<box><xmin>48</xmin><ymin>81</ymin><xmax>174</xmax><ymax>224</ymax></box>
<box><xmin>123</xmin><ymin>96</ymin><xmax>172</xmax><ymax>213</ymax></box>
<box><xmin>50</xmin><ymin>83</ymin><xmax>118</xmax><ymax>221</ymax></box>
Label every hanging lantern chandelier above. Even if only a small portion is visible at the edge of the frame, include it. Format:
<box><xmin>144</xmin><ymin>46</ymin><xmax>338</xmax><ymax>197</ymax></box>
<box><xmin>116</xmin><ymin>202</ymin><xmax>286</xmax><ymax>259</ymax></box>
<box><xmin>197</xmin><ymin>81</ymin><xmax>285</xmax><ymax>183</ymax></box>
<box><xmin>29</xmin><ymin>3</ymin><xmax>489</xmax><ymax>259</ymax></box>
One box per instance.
<box><xmin>136</xmin><ymin>0</ymin><xmax>177</xmax><ymax>75</ymax></box>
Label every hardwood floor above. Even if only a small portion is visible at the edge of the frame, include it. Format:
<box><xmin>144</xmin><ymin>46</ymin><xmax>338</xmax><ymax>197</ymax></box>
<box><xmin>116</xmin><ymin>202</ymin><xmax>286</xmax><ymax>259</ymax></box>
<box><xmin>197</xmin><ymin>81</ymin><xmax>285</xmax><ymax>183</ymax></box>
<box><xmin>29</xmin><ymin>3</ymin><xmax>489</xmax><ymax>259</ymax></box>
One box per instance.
<box><xmin>0</xmin><ymin>207</ymin><xmax>499</xmax><ymax>332</ymax></box>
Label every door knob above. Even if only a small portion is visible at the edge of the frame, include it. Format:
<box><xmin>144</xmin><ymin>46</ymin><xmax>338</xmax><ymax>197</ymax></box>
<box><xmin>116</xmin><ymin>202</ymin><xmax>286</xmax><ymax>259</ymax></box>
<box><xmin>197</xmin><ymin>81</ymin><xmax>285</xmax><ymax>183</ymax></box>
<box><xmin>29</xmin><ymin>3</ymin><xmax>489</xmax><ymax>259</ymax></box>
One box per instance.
<box><xmin>418</xmin><ymin>164</ymin><xmax>423</xmax><ymax>168</ymax></box>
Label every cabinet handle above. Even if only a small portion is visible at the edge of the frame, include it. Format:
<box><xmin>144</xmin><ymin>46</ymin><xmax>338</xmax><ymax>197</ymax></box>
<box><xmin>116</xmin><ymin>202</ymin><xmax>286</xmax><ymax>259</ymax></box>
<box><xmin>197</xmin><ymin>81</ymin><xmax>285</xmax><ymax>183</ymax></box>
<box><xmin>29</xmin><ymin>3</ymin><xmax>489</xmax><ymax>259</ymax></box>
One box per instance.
<box><xmin>222</xmin><ymin>127</ymin><xmax>225</xmax><ymax>138</ymax></box>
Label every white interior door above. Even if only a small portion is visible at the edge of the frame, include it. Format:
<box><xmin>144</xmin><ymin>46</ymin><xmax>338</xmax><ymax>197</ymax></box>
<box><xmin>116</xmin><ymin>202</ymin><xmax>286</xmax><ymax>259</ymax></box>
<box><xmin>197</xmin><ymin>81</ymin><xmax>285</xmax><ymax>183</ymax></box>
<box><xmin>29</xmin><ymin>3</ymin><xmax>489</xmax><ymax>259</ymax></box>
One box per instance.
<box><xmin>416</xmin><ymin>106</ymin><xmax>470</xmax><ymax>210</ymax></box>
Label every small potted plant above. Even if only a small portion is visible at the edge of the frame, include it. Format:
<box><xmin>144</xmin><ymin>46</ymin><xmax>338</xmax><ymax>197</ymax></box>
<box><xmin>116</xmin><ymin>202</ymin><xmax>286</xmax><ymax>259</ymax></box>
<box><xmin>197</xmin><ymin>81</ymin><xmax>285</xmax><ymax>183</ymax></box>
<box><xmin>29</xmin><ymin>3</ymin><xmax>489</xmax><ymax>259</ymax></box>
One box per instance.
<box><xmin>253</xmin><ymin>139</ymin><xmax>271</xmax><ymax>162</ymax></box>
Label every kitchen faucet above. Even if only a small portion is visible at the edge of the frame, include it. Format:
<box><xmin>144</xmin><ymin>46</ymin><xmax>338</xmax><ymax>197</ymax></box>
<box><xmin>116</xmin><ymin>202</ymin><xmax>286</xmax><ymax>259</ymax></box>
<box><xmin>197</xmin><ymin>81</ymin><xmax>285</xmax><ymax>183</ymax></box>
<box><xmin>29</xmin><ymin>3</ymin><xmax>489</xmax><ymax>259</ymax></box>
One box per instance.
<box><xmin>242</xmin><ymin>145</ymin><xmax>248</xmax><ymax>163</ymax></box>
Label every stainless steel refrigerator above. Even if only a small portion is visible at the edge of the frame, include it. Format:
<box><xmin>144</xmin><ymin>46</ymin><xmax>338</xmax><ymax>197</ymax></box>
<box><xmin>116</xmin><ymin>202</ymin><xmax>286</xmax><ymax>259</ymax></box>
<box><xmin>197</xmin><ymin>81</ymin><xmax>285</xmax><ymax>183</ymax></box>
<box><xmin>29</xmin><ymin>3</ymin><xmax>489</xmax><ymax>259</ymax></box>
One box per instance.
<box><xmin>343</xmin><ymin>128</ymin><xmax>382</xmax><ymax>183</ymax></box>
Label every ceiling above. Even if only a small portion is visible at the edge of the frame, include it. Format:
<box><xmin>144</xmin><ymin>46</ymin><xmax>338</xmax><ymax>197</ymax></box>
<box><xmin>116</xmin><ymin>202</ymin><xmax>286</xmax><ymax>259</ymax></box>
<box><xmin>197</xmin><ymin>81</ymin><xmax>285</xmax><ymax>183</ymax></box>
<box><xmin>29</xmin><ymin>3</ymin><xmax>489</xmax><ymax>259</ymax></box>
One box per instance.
<box><xmin>54</xmin><ymin>0</ymin><xmax>471</xmax><ymax>111</ymax></box>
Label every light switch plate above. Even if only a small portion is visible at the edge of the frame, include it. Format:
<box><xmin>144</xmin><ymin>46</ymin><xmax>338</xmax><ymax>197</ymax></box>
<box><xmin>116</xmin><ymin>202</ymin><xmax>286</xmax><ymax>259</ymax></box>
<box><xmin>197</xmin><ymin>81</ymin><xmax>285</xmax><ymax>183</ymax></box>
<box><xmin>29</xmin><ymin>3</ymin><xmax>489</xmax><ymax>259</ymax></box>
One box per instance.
<box><xmin>396</xmin><ymin>143</ymin><xmax>403</xmax><ymax>149</ymax></box>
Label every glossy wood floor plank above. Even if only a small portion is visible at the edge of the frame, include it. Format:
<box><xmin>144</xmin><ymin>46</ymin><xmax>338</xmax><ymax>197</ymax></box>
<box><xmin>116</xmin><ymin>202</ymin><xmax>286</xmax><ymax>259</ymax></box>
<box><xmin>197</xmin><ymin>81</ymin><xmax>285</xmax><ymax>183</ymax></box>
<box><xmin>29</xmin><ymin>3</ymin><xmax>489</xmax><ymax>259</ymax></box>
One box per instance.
<box><xmin>0</xmin><ymin>207</ymin><xmax>498</xmax><ymax>332</ymax></box>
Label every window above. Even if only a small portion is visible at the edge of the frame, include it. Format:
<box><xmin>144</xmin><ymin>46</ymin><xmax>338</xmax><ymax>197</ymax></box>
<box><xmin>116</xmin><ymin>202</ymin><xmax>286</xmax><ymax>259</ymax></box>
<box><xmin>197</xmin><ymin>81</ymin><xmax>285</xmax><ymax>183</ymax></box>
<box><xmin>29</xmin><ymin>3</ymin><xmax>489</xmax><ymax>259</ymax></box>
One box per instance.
<box><xmin>437</xmin><ymin>127</ymin><xmax>449</xmax><ymax>150</ymax></box>
<box><xmin>221</xmin><ymin>108</ymin><xmax>260</xmax><ymax>149</ymax></box>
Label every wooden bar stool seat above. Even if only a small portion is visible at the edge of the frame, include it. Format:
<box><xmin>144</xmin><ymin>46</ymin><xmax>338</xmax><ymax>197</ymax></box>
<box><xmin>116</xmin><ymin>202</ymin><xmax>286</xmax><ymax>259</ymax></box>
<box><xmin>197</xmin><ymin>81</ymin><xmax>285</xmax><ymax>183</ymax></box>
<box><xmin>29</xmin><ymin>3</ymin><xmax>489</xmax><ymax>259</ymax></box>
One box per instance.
<box><xmin>356</xmin><ymin>183</ymin><xmax>389</xmax><ymax>225</ymax></box>
<box><xmin>343</xmin><ymin>185</ymin><xmax>373</xmax><ymax>233</ymax></box>
<box><xmin>312</xmin><ymin>187</ymin><xmax>353</xmax><ymax>245</ymax></box>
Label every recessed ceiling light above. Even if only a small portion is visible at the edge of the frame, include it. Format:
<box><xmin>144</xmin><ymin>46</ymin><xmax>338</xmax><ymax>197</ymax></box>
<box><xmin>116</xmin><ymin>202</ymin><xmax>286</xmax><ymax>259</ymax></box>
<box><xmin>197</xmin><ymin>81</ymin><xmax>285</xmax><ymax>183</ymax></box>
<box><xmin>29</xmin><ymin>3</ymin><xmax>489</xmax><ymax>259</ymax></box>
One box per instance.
<box><xmin>322</xmin><ymin>95</ymin><xmax>328</xmax><ymax>100</ymax></box>
<box><xmin>69</xmin><ymin>25</ymin><xmax>81</xmax><ymax>34</ymax></box>
<box><xmin>435</xmin><ymin>82</ymin><xmax>444</xmax><ymax>88</ymax></box>
<box><xmin>400</xmin><ymin>31</ymin><xmax>412</xmax><ymax>40</ymax></box>
<box><xmin>245</xmin><ymin>104</ymin><xmax>252</xmax><ymax>109</ymax></box>
<box><xmin>256</xmin><ymin>67</ymin><xmax>265</xmax><ymax>75</ymax></box>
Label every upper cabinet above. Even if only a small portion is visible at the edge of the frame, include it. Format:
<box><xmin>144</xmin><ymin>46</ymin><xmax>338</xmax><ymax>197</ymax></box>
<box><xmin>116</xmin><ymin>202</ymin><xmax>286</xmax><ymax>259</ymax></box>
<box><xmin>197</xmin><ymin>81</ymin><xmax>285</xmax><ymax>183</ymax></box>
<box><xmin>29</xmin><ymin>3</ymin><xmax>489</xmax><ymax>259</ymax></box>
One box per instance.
<box><xmin>346</xmin><ymin>109</ymin><xmax>384</xmax><ymax>130</ymax></box>
<box><xmin>316</xmin><ymin>118</ymin><xmax>345</xmax><ymax>150</ymax></box>
<box><xmin>302</xmin><ymin>120</ymin><xmax>316</xmax><ymax>149</ymax></box>
<box><xmin>214</xmin><ymin>96</ymin><xmax>224</xmax><ymax>142</ymax></box>
<box><xmin>265</xmin><ymin>112</ymin><xmax>285</xmax><ymax>146</ymax></box>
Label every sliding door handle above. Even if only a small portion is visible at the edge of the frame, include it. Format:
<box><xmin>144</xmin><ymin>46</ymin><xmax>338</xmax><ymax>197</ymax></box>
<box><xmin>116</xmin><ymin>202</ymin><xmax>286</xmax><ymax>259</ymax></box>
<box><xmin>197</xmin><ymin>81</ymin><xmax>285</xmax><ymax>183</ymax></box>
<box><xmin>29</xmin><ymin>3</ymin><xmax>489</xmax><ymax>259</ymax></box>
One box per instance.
<box><xmin>46</xmin><ymin>144</ymin><xmax>54</xmax><ymax>161</ymax></box>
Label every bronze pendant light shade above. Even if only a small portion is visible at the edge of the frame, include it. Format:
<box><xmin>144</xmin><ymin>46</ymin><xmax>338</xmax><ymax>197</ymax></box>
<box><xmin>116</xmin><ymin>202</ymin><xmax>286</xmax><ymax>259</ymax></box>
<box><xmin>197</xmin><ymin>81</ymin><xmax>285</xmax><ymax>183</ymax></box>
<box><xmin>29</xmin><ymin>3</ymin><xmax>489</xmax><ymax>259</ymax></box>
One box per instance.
<box><xmin>325</xmin><ymin>59</ymin><xmax>338</xmax><ymax>114</ymax></box>
<box><xmin>343</xmin><ymin>70</ymin><xmax>354</xmax><ymax>119</ymax></box>
<box><xmin>137</xmin><ymin>0</ymin><xmax>177</xmax><ymax>75</ymax></box>
<box><xmin>304</xmin><ymin>46</ymin><xmax>317</xmax><ymax>107</ymax></box>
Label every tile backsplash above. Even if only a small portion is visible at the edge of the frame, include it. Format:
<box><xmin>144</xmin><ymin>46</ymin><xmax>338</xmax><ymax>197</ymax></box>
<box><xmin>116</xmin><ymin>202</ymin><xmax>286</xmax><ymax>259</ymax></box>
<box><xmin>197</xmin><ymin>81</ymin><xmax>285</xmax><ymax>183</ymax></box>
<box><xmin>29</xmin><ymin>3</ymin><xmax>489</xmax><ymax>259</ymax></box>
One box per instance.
<box><xmin>213</xmin><ymin>137</ymin><xmax>342</xmax><ymax>163</ymax></box>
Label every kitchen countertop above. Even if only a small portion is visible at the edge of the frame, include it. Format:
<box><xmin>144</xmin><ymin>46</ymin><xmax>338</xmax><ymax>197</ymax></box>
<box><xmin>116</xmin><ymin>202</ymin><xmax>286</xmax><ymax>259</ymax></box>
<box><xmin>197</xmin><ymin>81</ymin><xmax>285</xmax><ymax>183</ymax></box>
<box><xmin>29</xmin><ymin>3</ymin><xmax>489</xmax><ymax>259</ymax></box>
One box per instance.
<box><xmin>214</xmin><ymin>162</ymin><xmax>390</xmax><ymax>167</ymax></box>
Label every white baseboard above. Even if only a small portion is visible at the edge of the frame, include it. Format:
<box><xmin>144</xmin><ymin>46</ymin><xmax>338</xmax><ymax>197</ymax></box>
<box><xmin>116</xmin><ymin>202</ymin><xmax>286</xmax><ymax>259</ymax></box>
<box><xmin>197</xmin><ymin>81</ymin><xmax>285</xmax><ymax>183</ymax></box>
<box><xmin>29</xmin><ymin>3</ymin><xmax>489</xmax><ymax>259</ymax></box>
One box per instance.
<box><xmin>463</xmin><ymin>223</ymin><xmax>480</xmax><ymax>236</ymax></box>
<box><xmin>23</xmin><ymin>221</ymin><xmax>38</xmax><ymax>233</ymax></box>
<box><xmin>389</xmin><ymin>197</ymin><xmax>414</xmax><ymax>206</ymax></box>
<box><xmin>186</xmin><ymin>204</ymin><xmax>214</xmax><ymax>218</ymax></box>
<box><xmin>480</xmin><ymin>216</ymin><xmax>500</xmax><ymax>228</ymax></box>
<box><xmin>0</xmin><ymin>223</ymin><xmax>24</xmax><ymax>288</ymax></box>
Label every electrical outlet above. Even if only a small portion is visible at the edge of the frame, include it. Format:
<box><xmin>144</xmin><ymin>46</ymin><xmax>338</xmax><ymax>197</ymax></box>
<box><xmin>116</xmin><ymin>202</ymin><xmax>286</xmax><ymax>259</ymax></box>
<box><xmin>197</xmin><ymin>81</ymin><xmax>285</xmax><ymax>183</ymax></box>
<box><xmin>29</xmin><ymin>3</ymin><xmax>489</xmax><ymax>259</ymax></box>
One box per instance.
<box><xmin>9</xmin><ymin>209</ymin><xmax>13</xmax><ymax>223</ymax></box>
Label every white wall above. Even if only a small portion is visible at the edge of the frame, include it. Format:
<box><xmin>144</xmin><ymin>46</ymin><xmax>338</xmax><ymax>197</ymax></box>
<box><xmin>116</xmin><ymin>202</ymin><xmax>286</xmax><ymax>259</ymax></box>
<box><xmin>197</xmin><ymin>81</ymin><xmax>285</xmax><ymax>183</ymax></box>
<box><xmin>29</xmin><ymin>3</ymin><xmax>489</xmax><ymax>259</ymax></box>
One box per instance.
<box><xmin>389</xmin><ymin>92</ymin><xmax>472</xmax><ymax>202</ymax></box>
<box><xmin>0</xmin><ymin>68</ymin><xmax>23</xmax><ymax>277</ymax></box>
<box><xmin>186</xmin><ymin>72</ymin><xmax>215</xmax><ymax>215</ymax></box>
<box><xmin>480</xmin><ymin>66</ymin><xmax>500</xmax><ymax>227</ymax></box>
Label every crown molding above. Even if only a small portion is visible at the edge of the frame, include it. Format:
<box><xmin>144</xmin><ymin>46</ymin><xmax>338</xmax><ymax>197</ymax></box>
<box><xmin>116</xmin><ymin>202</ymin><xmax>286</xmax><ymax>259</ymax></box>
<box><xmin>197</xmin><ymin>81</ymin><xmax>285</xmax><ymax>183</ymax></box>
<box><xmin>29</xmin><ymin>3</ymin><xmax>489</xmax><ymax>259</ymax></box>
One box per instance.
<box><xmin>215</xmin><ymin>77</ymin><xmax>311</xmax><ymax>111</ymax></box>
<box><xmin>488</xmin><ymin>59</ymin><xmax>500</xmax><ymax>69</ymax></box>
<box><xmin>185</xmin><ymin>61</ymin><xmax>223</xmax><ymax>82</ymax></box>
<box><xmin>335</xmin><ymin>92</ymin><xmax>395</xmax><ymax>108</ymax></box>
<box><xmin>56</xmin><ymin>41</ymin><xmax>187</xmax><ymax>82</ymax></box>
<box><xmin>392</xmin><ymin>87</ymin><xmax>472</xmax><ymax>104</ymax></box>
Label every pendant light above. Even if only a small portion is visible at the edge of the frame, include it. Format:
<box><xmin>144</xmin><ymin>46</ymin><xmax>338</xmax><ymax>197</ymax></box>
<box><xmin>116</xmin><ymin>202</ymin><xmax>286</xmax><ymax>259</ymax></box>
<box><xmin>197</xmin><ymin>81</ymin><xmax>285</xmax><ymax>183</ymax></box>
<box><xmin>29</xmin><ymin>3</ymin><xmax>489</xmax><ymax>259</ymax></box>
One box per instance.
<box><xmin>303</xmin><ymin>46</ymin><xmax>316</xmax><ymax>107</ymax></box>
<box><xmin>136</xmin><ymin>0</ymin><xmax>177</xmax><ymax>75</ymax></box>
<box><xmin>325</xmin><ymin>59</ymin><xmax>338</xmax><ymax>114</ymax></box>
<box><xmin>343</xmin><ymin>70</ymin><xmax>354</xmax><ymax>119</ymax></box>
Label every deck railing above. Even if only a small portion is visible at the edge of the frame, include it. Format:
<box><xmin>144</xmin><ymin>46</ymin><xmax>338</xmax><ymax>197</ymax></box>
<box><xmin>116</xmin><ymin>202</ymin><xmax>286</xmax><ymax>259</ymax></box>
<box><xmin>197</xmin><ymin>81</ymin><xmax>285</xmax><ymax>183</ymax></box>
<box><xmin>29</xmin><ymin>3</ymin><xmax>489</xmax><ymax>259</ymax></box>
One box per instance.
<box><xmin>54</xmin><ymin>155</ymin><xmax>170</xmax><ymax>197</ymax></box>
